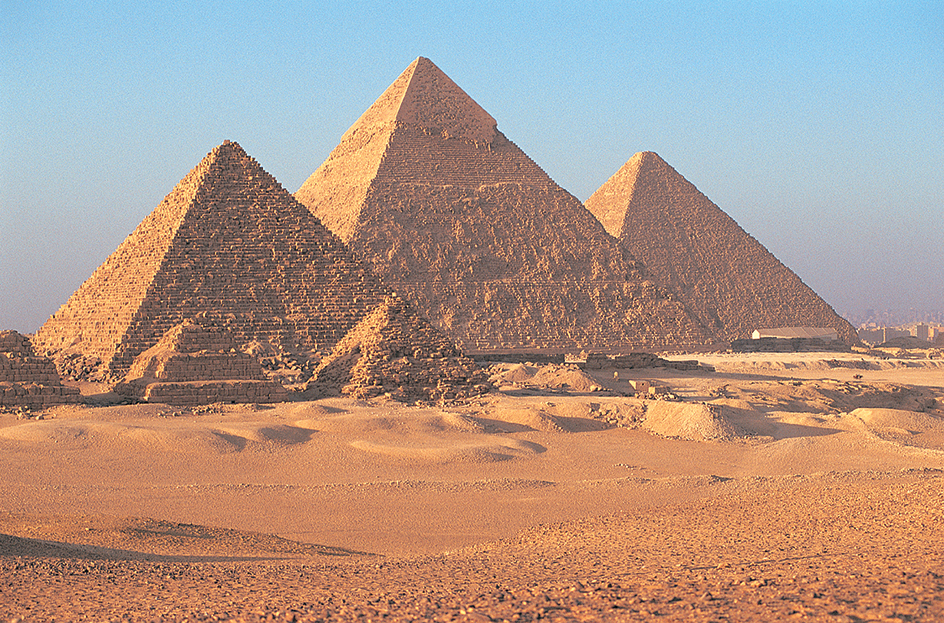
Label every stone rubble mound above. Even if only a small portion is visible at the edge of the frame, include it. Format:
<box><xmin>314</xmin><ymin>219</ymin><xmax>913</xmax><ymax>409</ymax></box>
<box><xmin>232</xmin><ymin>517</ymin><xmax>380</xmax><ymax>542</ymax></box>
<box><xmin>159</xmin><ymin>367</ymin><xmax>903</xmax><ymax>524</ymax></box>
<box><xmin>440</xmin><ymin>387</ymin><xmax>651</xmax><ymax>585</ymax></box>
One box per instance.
<box><xmin>114</xmin><ymin>316</ymin><xmax>287</xmax><ymax>405</ymax></box>
<box><xmin>306</xmin><ymin>296</ymin><xmax>490</xmax><ymax>403</ymax></box>
<box><xmin>0</xmin><ymin>330</ymin><xmax>80</xmax><ymax>408</ymax></box>
<box><xmin>642</xmin><ymin>400</ymin><xmax>749</xmax><ymax>441</ymax></box>
<box><xmin>32</xmin><ymin>140</ymin><xmax>388</xmax><ymax>380</ymax></box>
<box><xmin>296</xmin><ymin>57</ymin><xmax>710</xmax><ymax>353</ymax></box>
<box><xmin>585</xmin><ymin>151</ymin><xmax>857</xmax><ymax>344</ymax></box>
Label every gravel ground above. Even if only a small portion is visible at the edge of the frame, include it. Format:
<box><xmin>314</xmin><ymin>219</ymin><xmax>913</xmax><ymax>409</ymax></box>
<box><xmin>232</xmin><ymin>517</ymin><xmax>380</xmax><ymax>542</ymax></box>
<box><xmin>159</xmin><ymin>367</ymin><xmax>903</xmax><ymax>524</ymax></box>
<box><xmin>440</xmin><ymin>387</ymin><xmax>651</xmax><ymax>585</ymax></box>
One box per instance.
<box><xmin>3</xmin><ymin>470</ymin><xmax>942</xmax><ymax>622</ymax></box>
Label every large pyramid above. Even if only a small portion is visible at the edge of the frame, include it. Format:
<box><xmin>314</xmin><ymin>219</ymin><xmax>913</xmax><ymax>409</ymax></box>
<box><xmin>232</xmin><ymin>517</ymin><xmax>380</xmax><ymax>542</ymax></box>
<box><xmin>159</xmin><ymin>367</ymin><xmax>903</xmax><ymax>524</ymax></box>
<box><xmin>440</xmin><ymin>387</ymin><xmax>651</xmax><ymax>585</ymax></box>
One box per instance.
<box><xmin>33</xmin><ymin>141</ymin><xmax>389</xmax><ymax>378</ymax></box>
<box><xmin>585</xmin><ymin>151</ymin><xmax>857</xmax><ymax>343</ymax></box>
<box><xmin>295</xmin><ymin>57</ymin><xmax>709</xmax><ymax>352</ymax></box>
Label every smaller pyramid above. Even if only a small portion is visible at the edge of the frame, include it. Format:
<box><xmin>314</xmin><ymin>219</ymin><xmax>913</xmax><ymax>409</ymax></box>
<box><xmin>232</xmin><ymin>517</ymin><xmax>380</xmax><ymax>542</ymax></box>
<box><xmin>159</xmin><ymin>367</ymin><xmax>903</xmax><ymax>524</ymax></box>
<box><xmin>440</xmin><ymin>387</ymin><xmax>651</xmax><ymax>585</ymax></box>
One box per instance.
<box><xmin>114</xmin><ymin>316</ymin><xmax>286</xmax><ymax>405</ymax></box>
<box><xmin>585</xmin><ymin>152</ymin><xmax>857</xmax><ymax>343</ymax></box>
<box><xmin>33</xmin><ymin>140</ymin><xmax>389</xmax><ymax>379</ymax></box>
<box><xmin>307</xmin><ymin>296</ymin><xmax>490</xmax><ymax>402</ymax></box>
<box><xmin>0</xmin><ymin>330</ymin><xmax>80</xmax><ymax>409</ymax></box>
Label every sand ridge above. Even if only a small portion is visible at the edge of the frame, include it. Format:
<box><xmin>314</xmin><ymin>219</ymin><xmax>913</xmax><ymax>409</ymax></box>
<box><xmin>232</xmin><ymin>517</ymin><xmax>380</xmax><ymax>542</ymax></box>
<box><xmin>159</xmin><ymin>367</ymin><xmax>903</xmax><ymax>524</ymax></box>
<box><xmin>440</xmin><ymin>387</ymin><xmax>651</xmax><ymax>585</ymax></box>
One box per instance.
<box><xmin>2</xmin><ymin>354</ymin><xmax>944</xmax><ymax>620</ymax></box>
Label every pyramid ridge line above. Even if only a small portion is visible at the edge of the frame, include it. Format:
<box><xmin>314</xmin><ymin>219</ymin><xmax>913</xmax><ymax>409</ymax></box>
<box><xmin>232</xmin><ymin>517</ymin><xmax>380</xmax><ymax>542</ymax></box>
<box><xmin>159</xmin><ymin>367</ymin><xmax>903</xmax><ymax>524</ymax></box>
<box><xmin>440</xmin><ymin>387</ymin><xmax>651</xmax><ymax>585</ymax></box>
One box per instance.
<box><xmin>584</xmin><ymin>151</ymin><xmax>858</xmax><ymax>344</ymax></box>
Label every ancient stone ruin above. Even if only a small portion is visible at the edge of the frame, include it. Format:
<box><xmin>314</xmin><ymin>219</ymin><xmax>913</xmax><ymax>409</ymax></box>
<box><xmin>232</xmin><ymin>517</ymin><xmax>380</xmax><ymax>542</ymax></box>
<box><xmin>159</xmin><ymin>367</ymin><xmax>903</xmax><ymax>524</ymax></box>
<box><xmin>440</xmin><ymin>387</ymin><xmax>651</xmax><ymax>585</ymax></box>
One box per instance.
<box><xmin>306</xmin><ymin>296</ymin><xmax>490</xmax><ymax>403</ymax></box>
<box><xmin>585</xmin><ymin>151</ymin><xmax>857</xmax><ymax>344</ymax></box>
<box><xmin>114</xmin><ymin>316</ymin><xmax>286</xmax><ymax>405</ymax></box>
<box><xmin>32</xmin><ymin>140</ymin><xmax>389</xmax><ymax>380</ymax></box>
<box><xmin>295</xmin><ymin>57</ymin><xmax>710</xmax><ymax>353</ymax></box>
<box><xmin>0</xmin><ymin>330</ymin><xmax>80</xmax><ymax>409</ymax></box>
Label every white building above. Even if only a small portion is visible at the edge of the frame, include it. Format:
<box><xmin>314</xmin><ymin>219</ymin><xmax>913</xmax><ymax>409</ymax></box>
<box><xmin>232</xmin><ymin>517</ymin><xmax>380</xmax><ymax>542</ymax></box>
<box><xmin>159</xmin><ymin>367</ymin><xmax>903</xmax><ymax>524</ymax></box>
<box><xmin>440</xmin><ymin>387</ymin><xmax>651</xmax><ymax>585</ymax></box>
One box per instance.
<box><xmin>752</xmin><ymin>327</ymin><xmax>839</xmax><ymax>341</ymax></box>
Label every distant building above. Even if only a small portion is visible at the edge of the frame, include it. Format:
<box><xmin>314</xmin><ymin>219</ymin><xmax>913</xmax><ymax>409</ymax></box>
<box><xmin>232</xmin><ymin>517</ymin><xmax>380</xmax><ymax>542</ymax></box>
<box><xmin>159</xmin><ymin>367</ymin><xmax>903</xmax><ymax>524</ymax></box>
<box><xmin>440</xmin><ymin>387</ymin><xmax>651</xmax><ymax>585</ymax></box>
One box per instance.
<box><xmin>932</xmin><ymin>327</ymin><xmax>944</xmax><ymax>345</ymax></box>
<box><xmin>915</xmin><ymin>324</ymin><xmax>930</xmax><ymax>341</ymax></box>
<box><xmin>858</xmin><ymin>327</ymin><xmax>884</xmax><ymax>344</ymax></box>
<box><xmin>752</xmin><ymin>327</ymin><xmax>839</xmax><ymax>341</ymax></box>
<box><xmin>882</xmin><ymin>327</ymin><xmax>911</xmax><ymax>342</ymax></box>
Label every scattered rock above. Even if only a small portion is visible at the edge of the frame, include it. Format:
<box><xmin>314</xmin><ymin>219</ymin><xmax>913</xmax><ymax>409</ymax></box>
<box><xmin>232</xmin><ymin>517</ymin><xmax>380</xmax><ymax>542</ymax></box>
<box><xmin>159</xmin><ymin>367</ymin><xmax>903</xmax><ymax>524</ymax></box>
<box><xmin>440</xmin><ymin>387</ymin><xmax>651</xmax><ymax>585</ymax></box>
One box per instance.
<box><xmin>304</xmin><ymin>296</ymin><xmax>490</xmax><ymax>403</ymax></box>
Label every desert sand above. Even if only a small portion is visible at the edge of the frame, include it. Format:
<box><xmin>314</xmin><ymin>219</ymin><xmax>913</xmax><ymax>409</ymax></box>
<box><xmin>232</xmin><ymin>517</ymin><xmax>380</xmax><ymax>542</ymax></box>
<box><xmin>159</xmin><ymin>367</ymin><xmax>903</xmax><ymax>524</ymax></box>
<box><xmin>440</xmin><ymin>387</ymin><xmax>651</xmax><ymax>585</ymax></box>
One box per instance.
<box><xmin>2</xmin><ymin>351</ymin><xmax>944</xmax><ymax>621</ymax></box>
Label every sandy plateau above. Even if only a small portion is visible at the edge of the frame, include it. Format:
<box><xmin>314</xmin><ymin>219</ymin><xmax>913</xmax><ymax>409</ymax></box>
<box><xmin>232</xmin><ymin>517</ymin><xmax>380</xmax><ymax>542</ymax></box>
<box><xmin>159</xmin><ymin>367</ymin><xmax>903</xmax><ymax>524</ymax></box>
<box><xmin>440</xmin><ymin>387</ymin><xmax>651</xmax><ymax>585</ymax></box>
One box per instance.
<box><xmin>2</xmin><ymin>352</ymin><xmax>944</xmax><ymax>621</ymax></box>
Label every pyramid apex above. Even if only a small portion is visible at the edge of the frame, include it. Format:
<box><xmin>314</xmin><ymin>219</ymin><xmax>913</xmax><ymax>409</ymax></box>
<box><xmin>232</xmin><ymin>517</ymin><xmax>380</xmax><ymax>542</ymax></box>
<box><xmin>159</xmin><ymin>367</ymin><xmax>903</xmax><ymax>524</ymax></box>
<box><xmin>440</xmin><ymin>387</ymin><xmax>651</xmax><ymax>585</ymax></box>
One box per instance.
<box><xmin>625</xmin><ymin>151</ymin><xmax>668</xmax><ymax>168</ymax></box>
<box><xmin>585</xmin><ymin>151</ymin><xmax>858</xmax><ymax>344</ymax></box>
<box><xmin>211</xmin><ymin>139</ymin><xmax>247</xmax><ymax>156</ymax></box>
<box><xmin>396</xmin><ymin>58</ymin><xmax>497</xmax><ymax>142</ymax></box>
<box><xmin>340</xmin><ymin>57</ymin><xmax>497</xmax><ymax>144</ymax></box>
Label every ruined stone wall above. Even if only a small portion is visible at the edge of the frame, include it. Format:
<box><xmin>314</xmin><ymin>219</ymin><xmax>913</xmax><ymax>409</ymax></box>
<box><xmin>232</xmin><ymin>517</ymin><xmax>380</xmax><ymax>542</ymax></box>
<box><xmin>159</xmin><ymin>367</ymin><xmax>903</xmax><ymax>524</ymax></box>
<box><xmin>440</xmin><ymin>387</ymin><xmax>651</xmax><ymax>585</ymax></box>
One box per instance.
<box><xmin>0</xmin><ymin>354</ymin><xmax>61</xmax><ymax>386</ymax></box>
<box><xmin>310</xmin><ymin>297</ymin><xmax>489</xmax><ymax>402</ymax></box>
<box><xmin>144</xmin><ymin>353</ymin><xmax>266</xmax><ymax>382</ymax></box>
<box><xmin>141</xmin><ymin>380</ymin><xmax>286</xmax><ymax>406</ymax></box>
<box><xmin>0</xmin><ymin>331</ymin><xmax>79</xmax><ymax>408</ymax></box>
<box><xmin>115</xmin><ymin>319</ymin><xmax>286</xmax><ymax>405</ymax></box>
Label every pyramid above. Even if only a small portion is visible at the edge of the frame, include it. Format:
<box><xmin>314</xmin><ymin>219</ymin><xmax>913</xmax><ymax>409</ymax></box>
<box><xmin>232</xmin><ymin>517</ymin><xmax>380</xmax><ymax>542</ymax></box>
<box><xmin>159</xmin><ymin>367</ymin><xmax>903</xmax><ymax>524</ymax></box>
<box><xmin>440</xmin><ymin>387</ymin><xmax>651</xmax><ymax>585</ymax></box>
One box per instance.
<box><xmin>114</xmin><ymin>316</ymin><xmax>287</xmax><ymax>405</ymax></box>
<box><xmin>307</xmin><ymin>296</ymin><xmax>490</xmax><ymax>402</ymax></box>
<box><xmin>585</xmin><ymin>152</ymin><xmax>857</xmax><ymax>343</ymax></box>
<box><xmin>33</xmin><ymin>141</ymin><xmax>389</xmax><ymax>378</ymax></box>
<box><xmin>0</xmin><ymin>330</ymin><xmax>80</xmax><ymax>408</ymax></box>
<box><xmin>295</xmin><ymin>57</ymin><xmax>709</xmax><ymax>352</ymax></box>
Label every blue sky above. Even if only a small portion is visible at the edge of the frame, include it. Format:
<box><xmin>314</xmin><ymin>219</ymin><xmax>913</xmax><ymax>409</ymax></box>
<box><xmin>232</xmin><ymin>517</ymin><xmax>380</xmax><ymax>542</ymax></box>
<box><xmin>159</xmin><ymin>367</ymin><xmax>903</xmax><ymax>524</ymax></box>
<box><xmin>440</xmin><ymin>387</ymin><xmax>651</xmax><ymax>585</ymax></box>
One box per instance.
<box><xmin>2</xmin><ymin>1</ymin><xmax>942</xmax><ymax>332</ymax></box>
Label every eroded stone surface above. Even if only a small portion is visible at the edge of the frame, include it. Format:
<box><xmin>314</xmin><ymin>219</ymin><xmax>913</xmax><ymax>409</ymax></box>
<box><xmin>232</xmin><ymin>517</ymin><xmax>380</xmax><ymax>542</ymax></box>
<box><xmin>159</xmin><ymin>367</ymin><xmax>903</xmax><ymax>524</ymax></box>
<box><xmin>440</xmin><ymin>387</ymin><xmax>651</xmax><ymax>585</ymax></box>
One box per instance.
<box><xmin>307</xmin><ymin>296</ymin><xmax>490</xmax><ymax>402</ymax></box>
<box><xmin>0</xmin><ymin>331</ymin><xmax>79</xmax><ymax>408</ymax></box>
<box><xmin>114</xmin><ymin>316</ymin><xmax>286</xmax><ymax>405</ymax></box>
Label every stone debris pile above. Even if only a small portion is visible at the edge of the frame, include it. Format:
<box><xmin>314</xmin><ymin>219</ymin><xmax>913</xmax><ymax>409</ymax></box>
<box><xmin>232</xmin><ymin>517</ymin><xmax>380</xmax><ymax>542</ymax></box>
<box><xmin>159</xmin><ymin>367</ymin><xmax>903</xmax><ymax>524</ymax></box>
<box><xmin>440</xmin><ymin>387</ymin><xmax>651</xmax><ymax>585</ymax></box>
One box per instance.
<box><xmin>114</xmin><ymin>316</ymin><xmax>286</xmax><ymax>405</ymax></box>
<box><xmin>296</xmin><ymin>57</ymin><xmax>710</xmax><ymax>353</ymax></box>
<box><xmin>585</xmin><ymin>151</ymin><xmax>857</xmax><ymax>344</ymax></box>
<box><xmin>32</xmin><ymin>140</ymin><xmax>387</xmax><ymax>380</ymax></box>
<box><xmin>306</xmin><ymin>296</ymin><xmax>490</xmax><ymax>402</ymax></box>
<box><xmin>0</xmin><ymin>330</ymin><xmax>80</xmax><ymax>408</ymax></box>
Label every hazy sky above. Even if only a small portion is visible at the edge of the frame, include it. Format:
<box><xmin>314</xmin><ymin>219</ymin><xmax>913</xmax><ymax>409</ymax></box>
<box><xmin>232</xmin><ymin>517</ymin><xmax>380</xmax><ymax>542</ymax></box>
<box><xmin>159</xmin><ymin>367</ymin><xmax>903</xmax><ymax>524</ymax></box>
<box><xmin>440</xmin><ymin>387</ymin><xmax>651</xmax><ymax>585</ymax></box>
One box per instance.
<box><xmin>2</xmin><ymin>1</ymin><xmax>942</xmax><ymax>332</ymax></box>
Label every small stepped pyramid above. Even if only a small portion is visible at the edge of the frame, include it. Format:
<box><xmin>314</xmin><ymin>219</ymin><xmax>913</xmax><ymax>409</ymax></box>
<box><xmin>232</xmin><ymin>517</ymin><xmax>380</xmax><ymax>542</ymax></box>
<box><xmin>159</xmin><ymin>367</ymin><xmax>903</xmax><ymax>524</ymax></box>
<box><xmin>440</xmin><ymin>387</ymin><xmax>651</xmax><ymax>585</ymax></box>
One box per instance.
<box><xmin>0</xmin><ymin>330</ymin><xmax>80</xmax><ymax>408</ymax></box>
<box><xmin>295</xmin><ymin>57</ymin><xmax>710</xmax><ymax>353</ymax></box>
<box><xmin>585</xmin><ymin>151</ymin><xmax>857</xmax><ymax>344</ymax></box>
<box><xmin>114</xmin><ymin>316</ymin><xmax>287</xmax><ymax>405</ymax></box>
<box><xmin>307</xmin><ymin>296</ymin><xmax>490</xmax><ymax>403</ymax></box>
<box><xmin>33</xmin><ymin>140</ymin><xmax>389</xmax><ymax>379</ymax></box>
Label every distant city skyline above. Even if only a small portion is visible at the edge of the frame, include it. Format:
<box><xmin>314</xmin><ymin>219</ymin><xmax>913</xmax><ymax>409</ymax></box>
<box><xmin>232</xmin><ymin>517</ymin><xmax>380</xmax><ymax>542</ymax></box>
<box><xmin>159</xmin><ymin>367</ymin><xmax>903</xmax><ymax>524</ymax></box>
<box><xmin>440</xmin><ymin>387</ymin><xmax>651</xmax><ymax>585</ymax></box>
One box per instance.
<box><xmin>844</xmin><ymin>308</ymin><xmax>944</xmax><ymax>328</ymax></box>
<box><xmin>2</xmin><ymin>1</ymin><xmax>942</xmax><ymax>333</ymax></box>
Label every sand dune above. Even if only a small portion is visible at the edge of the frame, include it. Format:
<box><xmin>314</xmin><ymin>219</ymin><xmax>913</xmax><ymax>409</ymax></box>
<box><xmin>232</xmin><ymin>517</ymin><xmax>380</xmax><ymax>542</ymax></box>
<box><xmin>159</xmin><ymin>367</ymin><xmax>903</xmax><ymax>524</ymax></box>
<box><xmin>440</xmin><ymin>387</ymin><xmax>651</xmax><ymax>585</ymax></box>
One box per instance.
<box><xmin>0</xmin><ymin>418</ymin><xmax>314</xmax><ymax>453</ymax></box>
<box><xmin>2</xmin><ymin>354</ymin><xmax>944</xmax><ymax>620</ymax></box>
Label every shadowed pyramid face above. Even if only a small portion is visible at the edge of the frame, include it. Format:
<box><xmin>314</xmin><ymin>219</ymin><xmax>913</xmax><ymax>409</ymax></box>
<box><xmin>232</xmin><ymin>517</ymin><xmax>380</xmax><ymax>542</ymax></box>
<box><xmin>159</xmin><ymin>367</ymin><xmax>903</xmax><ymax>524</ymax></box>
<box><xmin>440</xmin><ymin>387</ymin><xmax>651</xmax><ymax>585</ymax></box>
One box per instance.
<box><xmin>585</xmin><ymin>151</ymin><xmax>857</xmax><ymax>344</ymax></box>
<box><xmin>295</xmin><ymin>58</ymin><xmax>711</xmax><ymax>352</ymax></box>
<box><xmin>33</xmin><ymin>141</ymin><xmax>389</xmax><ymax>377</ymax></box>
